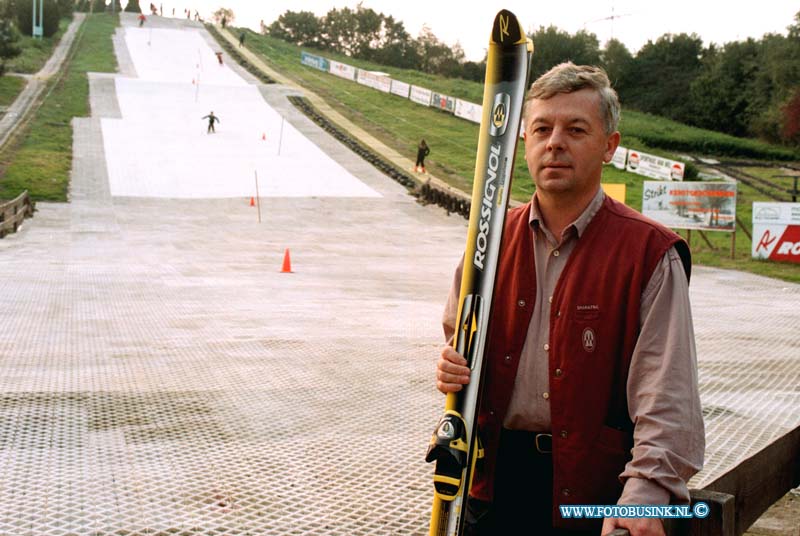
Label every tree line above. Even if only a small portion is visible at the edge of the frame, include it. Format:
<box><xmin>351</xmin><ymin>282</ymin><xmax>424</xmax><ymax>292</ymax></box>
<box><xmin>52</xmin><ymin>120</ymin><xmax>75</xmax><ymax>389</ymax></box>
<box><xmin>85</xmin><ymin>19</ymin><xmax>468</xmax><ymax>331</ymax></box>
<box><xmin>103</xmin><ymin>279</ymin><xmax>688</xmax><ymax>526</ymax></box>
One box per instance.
<box><xmin>267</xmin><ymin>7</ymin><xmax>800</xmax><ymax>149</ymax></box>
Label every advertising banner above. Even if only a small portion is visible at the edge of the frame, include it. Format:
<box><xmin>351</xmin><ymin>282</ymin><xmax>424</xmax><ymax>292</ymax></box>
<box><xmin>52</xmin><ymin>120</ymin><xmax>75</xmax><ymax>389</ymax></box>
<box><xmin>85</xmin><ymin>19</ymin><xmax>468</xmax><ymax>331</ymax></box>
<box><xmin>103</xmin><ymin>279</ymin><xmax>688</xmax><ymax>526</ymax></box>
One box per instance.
<box><xmin>751</xmin><ymin>202</ymin><xmax>800</xmax><ymax>263</ymax></box>
<box><xmin>409</xmin><ymin>85</ymin><xmax>432</xmax><ymax>106</ymax></box>
<box><xmin>431</xmin><ymin>92</ymin><xmax>456</xmax><ymax>114</ymax></box>
<box><xmin>627</xmin><ymin>149</ymin><xmax>685</xmax><ymax>180</ymax></box>
<box><xmin>300</xmin><ymin>52</ymin><xmax>329</xmax><ymax>72</ymax></box>
<box><xmin>641</xmin><ymin>181</ymin><xmax>737</xmax><ymax>231</ymax></box>
<box><xmin>329</xmin><ymin>60</ymin><xmax>357</xmax><ymax>81</ymax></box>
<box><xmin>454</xmin><ymin>99</ymin><xmax>482</xmax><ymax>124</ymax></box>
<box><xmin>609</xmin><ymin>145</ymin><xmax>627</xmax><ymax>170</ymax></box>
<box><xmin>390</xmin><ymin>79</ymin><xmax>410</xmax><ymax>98</ymax></box>
<box><xmin>356</xmin><ymin>70</ymin><xmax>391</xmax><ymax>93</ymax></box>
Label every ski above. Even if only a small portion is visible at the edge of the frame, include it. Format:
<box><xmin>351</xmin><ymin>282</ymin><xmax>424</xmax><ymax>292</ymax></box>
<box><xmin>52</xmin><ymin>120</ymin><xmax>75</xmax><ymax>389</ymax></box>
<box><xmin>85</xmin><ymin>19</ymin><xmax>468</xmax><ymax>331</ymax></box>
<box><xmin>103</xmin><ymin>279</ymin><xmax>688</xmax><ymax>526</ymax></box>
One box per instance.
<box><xmin>425</xmin><ymin>9</ymin><xmax>533</xmax><ymax>536</ymax></box>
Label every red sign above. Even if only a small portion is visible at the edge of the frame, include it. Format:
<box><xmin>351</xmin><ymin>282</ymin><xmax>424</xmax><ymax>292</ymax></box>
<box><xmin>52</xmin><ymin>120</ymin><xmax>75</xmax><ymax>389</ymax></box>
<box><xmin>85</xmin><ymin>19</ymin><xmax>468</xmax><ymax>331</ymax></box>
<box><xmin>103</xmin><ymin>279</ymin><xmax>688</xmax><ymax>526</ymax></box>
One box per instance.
<box><xmin>755</xmin><ymin>225</ymin><xmax>800</xmax><ymax>263</ymax></box>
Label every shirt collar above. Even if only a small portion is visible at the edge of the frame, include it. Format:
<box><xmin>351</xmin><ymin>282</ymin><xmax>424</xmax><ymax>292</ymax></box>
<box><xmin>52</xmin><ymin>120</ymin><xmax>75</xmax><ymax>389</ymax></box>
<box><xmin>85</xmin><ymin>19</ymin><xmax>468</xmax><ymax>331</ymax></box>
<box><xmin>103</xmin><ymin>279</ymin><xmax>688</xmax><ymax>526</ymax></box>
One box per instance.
<box><xmin>528</xmin><ymin>187</ymin><xmax>606</xmax><ymax>239</ymax></box>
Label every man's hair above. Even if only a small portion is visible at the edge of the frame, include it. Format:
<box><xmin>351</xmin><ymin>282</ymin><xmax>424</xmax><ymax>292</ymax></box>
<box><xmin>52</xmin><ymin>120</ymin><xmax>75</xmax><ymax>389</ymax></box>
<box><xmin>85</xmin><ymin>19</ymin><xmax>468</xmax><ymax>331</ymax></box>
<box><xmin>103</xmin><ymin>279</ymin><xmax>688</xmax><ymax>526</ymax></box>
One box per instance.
<box><xmin>524</xmin><ymin>62</ymin><xmax>620</xmax><ymax>135</ymax></box>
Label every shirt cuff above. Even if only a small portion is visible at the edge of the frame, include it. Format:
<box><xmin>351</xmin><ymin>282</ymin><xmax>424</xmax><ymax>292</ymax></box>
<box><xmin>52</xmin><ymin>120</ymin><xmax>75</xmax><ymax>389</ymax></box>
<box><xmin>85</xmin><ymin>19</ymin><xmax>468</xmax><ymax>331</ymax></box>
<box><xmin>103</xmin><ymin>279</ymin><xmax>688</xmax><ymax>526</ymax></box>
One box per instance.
<box><xmin>618</xmin><ymin>477</ymin><xmax>672</xmax><ymax>505</ymax></box>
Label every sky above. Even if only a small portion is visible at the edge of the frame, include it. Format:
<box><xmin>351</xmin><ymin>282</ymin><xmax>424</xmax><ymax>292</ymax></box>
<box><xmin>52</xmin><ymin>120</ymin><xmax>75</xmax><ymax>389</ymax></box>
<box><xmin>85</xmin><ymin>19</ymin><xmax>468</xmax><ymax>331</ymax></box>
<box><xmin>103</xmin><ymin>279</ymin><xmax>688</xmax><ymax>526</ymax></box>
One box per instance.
<box><xmin>148</xmin><ymin>1</ymin><xmax>799</xmax><ymax>62</ymax></box>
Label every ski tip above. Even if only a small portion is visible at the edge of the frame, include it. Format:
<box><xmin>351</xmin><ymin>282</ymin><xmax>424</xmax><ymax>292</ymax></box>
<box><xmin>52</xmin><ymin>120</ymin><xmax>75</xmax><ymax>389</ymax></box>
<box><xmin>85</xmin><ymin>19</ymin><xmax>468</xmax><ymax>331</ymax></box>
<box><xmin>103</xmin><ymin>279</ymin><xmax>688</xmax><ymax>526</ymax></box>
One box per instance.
<box><xmin>491</xmin><ymin>9</ymin><xmax>526</xmax><ymax>47</ymax></box>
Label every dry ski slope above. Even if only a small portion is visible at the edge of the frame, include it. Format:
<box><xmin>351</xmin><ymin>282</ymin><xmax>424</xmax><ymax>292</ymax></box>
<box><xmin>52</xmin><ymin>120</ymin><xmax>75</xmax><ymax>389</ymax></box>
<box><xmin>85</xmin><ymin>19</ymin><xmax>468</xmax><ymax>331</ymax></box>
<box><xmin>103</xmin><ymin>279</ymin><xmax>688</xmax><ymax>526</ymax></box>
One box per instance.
<box><xmin>0</xmin><ymin>12</ymin><xmax>799</xmax><ymax>536</ymax></box>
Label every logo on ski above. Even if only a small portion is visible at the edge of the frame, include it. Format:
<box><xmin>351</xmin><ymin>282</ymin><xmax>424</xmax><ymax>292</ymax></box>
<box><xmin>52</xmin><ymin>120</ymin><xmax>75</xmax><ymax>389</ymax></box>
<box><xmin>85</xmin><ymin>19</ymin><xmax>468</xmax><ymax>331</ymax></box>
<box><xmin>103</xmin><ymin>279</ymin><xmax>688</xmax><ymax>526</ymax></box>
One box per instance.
<box><xmin>473</xmin><ymin>143</ymin><xmax>502</xmax><ymax>270</ymax></box>
<box><xmin>490</xmin><ymin>93</ymin><xmax>511</xmax><ymax>136</ymax></box>
<box><xmin>498</xmin><ymin>14</ymin><xmax>509</xmax><ymax>41</ymax></box>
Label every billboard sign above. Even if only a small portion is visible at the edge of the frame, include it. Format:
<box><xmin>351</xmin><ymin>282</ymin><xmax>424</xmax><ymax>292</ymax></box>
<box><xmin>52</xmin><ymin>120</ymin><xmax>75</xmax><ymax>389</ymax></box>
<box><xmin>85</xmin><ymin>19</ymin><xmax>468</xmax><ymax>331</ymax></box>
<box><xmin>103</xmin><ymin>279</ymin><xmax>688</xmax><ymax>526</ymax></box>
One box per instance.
<box><xmin>454</xmin><ymin>99</ymin><xmax>482</xmax><ymax>123</ymax></box>
<box><xmin>409</xmin><ymin>85</ymin><xmax>432</xmax><ymax>106</ymax></box>
<box><xmin>300</xmin><ymin>52</ymin><xmax>329</xmax><ymax>72</ymax></box>
<box><xmin>329</xmin><ymin>60</ymin><xmax>357</xmax><ymax>81</ymax></box>
<box><xmin>642</xmin><ymin>181</ymin><xmax>737</xmax><ymax>231</ymax></box>
<box><xmin>627</xmin><ymin>149</ymin><xmax>685</xmax><ymax>181</ymax></box>
<box><xmin>751</xmin><ymin>202</ymin><xmax>800</xmax><ymax>263</ymax></box>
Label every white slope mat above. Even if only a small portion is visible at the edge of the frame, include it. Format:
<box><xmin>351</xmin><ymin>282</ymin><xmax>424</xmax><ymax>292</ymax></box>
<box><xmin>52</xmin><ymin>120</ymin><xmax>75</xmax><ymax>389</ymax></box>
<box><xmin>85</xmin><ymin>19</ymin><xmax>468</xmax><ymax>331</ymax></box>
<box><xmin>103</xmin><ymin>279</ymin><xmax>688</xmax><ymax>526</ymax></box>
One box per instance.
<box><xmin>101</xmin><ymin>28</ymin><xmax>380</xmax><ymax>198</ymax></box>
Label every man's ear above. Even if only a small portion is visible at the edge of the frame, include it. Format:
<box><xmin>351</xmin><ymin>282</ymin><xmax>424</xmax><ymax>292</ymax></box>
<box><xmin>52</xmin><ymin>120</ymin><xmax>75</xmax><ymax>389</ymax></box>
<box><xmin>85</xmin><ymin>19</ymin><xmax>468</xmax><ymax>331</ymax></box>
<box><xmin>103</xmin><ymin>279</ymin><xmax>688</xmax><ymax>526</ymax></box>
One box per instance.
<box><xmin>603</xmin><ymin>131</ymin><xmax>621</xmax><ymax>163</ymax></box>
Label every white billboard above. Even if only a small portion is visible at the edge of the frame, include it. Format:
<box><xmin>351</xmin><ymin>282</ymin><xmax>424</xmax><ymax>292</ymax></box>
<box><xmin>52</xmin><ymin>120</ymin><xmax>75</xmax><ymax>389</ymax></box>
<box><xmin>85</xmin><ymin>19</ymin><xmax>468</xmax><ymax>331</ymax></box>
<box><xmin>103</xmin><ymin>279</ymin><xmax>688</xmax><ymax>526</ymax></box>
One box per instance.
<box><xmin>609</xmin><ymin>146</ymin><xmax>627</xmax><ymax>170</ymax></box>
<box><xmin>752</xmin><ymin>202</ymin><xmax>800</xmax><ymax>263</ymax></box>
<box><xmin>356</xmin><ymin>70</ymin><xmax>391</xmax><ymax>93</ymax></box>
<box><xmin>627</xmin><ymin>149</ymin><xmax>685</xmax><ymax>181</ymax></box>
<box><xmin>454</xmin><ymin>99</ymin><xmax>482</xmax><ymax>124</ymax></box>
<box><xmin>642</xmin><ymin>181</ymin><xmax>737</xmax><ymax>231</ymax></box>
<box><xmin>390</xmin><ymin>79</ymin><xmax>410</xmax><ymax>98</ymax></box>
<box><xmin>329</xmin><ymin>60</ymin><xmax>356</xmax><ymax>81</ymax></box>
<box><xmin>409</xmin><ymin>85</ymin><xmax>432</xmax><ymax>106</ymax></box>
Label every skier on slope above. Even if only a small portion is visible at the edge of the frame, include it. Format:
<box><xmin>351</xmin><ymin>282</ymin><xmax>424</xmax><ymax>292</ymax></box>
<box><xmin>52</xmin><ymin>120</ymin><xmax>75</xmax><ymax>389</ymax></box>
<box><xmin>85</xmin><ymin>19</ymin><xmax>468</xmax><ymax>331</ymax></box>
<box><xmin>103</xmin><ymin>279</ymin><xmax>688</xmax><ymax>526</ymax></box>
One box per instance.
<box><xmin>201</xmin><ymin>111</ymin><xmax>220</xmax><ymax>134</ymax></box>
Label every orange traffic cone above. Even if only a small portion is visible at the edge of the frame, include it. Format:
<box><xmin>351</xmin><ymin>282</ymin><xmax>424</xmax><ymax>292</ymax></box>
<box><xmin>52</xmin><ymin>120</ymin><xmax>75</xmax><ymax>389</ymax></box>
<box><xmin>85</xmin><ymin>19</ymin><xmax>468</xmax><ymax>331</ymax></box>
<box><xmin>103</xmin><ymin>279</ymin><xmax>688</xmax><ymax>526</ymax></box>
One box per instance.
<box><xmin>249</xmin><ymin>197</ymin><xmax>255</xmax><ymax>206</ymax></box>
<box><xmin>281</xmin><ymin>248</ymin><xmax>292</xmax><ymax>273</ymax></box>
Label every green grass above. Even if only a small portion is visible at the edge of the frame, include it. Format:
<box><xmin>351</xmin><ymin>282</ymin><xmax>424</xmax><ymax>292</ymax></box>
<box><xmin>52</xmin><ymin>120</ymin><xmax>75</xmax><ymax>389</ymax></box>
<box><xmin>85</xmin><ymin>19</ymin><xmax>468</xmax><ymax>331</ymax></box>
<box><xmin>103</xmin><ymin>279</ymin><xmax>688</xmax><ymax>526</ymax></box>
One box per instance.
<box><xmin>0</xmin><ymin>75</ymin><xmax>26</xmax><ymax>107</ymax></box>
<box><xmin>0</xmin><ymin>13</ymin><xmax>118</xmax><ymax>201</ymax></box>
<box><xmin>6</xmin><ymin>18</ymin><xmax>72</xmax><ymax>74</ymax></box>
<box><xmin>234</xmin><ymin>30</ymin><xmax>800</xmax><ymax>282</ymax></box>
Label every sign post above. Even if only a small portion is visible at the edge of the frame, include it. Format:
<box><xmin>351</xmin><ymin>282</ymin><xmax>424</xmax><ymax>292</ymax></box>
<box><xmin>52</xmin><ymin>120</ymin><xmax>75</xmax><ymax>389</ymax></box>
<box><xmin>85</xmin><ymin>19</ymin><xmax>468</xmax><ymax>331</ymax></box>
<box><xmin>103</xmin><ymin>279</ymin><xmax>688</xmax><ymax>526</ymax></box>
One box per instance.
<box><xmin>32</xmin><ymin>0</ymin><xmax>43</xmax><ymax>38</ymax></box>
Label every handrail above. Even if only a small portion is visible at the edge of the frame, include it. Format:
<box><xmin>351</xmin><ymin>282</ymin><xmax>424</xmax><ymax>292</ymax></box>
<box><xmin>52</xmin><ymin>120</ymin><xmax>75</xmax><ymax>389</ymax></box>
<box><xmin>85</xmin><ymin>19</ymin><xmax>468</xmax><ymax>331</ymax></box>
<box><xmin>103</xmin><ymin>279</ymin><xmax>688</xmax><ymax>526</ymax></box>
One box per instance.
<box><xmin>0</xmin><ymin>190</ymin><xmax>36</xmax><ymax>238</ymax></box>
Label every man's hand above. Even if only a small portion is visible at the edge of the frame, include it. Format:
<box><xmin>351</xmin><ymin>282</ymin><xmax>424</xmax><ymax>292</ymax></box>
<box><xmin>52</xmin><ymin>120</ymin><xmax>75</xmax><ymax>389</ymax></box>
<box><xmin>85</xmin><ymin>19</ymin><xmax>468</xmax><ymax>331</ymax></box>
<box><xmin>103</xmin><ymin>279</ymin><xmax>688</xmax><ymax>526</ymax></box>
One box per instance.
<box><xmin>436</xmin><ymin>346</ymin><xmax>471</xmax><ymax>393</ymax></box>
<box><xmin>601</xmin><ymin>517</ymin><xmax>665</xmax><ymax>536</ymax></box>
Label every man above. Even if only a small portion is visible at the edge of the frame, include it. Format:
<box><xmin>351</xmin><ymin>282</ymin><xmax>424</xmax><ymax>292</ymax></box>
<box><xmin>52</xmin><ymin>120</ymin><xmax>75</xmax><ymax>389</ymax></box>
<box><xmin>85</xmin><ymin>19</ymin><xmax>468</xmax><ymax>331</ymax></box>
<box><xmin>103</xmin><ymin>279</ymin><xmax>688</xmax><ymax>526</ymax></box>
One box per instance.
<box><xmin>436</xmin><ymin>63</ymin><xmax>704</xmax><ymax>535</ymax></box>
<box><xmin>202</xmin><ymin>111</ymin><xmax>220</xmax><ymax>134</ymax></box>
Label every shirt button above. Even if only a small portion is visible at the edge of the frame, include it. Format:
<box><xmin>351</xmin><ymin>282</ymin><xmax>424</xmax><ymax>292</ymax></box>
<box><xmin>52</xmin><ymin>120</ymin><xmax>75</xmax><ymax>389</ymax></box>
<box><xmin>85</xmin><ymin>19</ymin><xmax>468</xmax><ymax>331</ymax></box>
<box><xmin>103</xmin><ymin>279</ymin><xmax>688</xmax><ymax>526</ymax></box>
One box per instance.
<box><xmin>543</xmin><ymin>343</ymin><xmax>550</xmax><ymax>351</ymax></box>
<box><xmin>504</xmin><ymin>355</ymin><xmax>511</xmax><ymax>362</ymax></box>
<box><xmin>548</xmin><ymin>296</ymin><xmax>553</xmax><ymax>303</ymax></box>
<box><xmin>556</xmin><ymin>311</ymin><xmax>561</xmax><ymax>318</ymax></box>
<box><xmin>562</xmin><ymin>488</ymin><xmax>571</xmax><ymax>497</ymax></box>
<box><xmin>554</xmin><ymin>368</ymin><xmax>563</xmax><ymax>377</ymax></box>
<box><xmin>518</xmin><ymin>299</ymin><xmax>526</xmax><ymax>307</ymax></box>
<box><xmin>560</xmin><ymin>430</ymin><xmax>568</xmax><ymax>438</ymax></box>
<box><xmin>553</xmin><ymin>250</ymin><xmax>560</xmax><ymax>257</ymax></box>
<box><xmin>542</xmin><ymin>392</ymin><xmax>550</xmax><ymax>400</ymax></box>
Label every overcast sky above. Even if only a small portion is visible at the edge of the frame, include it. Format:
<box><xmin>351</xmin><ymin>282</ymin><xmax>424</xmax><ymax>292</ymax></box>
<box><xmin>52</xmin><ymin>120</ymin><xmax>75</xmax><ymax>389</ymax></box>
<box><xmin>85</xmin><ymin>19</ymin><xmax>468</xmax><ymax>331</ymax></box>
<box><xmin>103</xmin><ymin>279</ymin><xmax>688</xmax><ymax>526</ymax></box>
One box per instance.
<box><xmin>151</xmin><ymin>1</ymin><xmax>799</xmax><ymax>61</ymax></box>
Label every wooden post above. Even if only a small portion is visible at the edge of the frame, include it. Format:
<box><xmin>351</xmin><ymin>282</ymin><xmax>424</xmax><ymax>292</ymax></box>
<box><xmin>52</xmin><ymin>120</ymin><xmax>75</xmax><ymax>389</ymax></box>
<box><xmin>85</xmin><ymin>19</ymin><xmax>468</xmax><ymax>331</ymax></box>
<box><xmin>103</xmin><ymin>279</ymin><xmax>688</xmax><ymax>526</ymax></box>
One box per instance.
<box><xmin>730</xmin><ymin>229</ymin><xmax>736</xmax><ymax>259</ymax></box>
<box><xmin>687</xmin><ymin>229</ymin><xmax>692</xmax><ymax>248</ymax></box>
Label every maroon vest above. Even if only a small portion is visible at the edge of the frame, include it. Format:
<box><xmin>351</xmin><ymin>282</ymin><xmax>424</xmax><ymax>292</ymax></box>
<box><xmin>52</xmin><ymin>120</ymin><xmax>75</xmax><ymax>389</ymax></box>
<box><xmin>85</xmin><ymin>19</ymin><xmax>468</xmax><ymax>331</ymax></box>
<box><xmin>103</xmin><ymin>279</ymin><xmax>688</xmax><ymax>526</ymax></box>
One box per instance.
<box><xmin>471</xmin><ymin>195</ymin><xmax>689</xmax><ymax>529</ymax></box>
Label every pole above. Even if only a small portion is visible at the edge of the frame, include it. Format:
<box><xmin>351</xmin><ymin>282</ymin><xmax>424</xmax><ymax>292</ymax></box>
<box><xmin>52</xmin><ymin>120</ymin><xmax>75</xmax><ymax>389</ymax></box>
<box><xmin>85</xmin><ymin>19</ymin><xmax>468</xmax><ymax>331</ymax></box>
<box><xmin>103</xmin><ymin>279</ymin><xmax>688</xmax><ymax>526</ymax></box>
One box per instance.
<box><xmin>277</xmin><ymin>117</ymin><xmax>285</xmax><ymax>156</ymax></box>
<box><xmin>794</xmin><ymin>177</ymin><xmax>798</xmax><ymax>203</ymax></box>
<box><xmin>687</xmin><ymin>229</ymin><xmax>692</xmax><ymax>249</ymax></box>
<box><xmin>254</xmin><ymin>171</ymin><xmax>262</xmax><ymax>223</ymax></box>
<box><xmin>731</xmin><ymin>229</ymin><xmax>736</xmax><ymax>260</ymax></box>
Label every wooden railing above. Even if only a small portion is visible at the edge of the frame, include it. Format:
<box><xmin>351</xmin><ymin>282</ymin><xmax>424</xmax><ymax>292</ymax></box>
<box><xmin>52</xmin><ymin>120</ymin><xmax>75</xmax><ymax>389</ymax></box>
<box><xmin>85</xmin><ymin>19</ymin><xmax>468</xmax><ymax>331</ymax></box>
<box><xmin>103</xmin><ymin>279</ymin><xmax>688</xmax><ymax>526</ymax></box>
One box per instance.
<box><xmin>0</xmin><ymin>190</ymin><xmax>35</xmax><ymax>238</ymax></box>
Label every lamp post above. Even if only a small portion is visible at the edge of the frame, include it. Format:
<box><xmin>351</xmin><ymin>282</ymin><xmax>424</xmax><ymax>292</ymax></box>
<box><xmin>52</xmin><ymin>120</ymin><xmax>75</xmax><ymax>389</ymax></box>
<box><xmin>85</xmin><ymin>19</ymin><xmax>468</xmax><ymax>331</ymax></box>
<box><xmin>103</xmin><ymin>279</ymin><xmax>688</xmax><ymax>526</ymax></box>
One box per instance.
<box><xmin>32</xmin><ymin>0</ymin><xmax>43</xmax><ymax>39</ymax></box>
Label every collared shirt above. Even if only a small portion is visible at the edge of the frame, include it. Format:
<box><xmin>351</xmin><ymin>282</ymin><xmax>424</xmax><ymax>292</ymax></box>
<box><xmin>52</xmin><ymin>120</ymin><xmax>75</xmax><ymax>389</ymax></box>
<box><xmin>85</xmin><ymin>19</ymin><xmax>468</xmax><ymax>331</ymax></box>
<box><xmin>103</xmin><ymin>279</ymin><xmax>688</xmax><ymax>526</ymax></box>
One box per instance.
<box><xmin>442</xmin><ymin>188</ymin><xmax>704</xmax><ymax>504</ymax></box>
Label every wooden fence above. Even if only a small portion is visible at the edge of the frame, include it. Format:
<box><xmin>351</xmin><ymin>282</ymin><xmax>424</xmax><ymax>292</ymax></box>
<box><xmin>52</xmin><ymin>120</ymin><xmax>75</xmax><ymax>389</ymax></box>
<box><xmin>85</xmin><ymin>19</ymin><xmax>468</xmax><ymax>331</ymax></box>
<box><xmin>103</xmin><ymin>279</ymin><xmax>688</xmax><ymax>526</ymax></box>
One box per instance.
<box><xmin>0</xmin><ymin>190</ymin><xmax>35</xmax><ymax>238</ymax></box>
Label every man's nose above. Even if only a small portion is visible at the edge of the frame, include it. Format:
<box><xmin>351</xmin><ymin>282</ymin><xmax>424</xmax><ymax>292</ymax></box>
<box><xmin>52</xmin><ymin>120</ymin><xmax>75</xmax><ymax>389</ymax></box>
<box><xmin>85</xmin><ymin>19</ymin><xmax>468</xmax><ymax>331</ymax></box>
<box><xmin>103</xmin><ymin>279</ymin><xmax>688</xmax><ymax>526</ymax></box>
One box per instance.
<box><xmin>546</xmin><ymin>127</ymin><xmax>566</xmax><ymax>151</ymax></box>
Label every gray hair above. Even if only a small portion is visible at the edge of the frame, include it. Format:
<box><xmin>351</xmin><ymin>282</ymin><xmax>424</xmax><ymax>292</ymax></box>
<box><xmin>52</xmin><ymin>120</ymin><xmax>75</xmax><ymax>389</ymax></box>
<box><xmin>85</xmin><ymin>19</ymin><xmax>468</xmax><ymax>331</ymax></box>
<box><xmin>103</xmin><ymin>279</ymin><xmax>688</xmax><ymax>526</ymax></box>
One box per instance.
<box><xmin>524</xmin><ymin>62</ymin><xmax>620</xmax><ymax>135</ymax></box>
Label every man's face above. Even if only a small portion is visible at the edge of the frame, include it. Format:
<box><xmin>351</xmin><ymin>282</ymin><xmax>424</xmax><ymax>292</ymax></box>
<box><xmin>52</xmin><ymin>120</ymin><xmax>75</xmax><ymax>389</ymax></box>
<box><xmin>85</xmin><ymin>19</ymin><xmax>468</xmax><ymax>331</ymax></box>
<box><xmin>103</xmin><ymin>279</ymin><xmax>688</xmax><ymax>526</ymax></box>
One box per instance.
<box><xmin>524</xmin><ymin>89</ymin><xmax>619</xmax><ymax>199</ymax></box>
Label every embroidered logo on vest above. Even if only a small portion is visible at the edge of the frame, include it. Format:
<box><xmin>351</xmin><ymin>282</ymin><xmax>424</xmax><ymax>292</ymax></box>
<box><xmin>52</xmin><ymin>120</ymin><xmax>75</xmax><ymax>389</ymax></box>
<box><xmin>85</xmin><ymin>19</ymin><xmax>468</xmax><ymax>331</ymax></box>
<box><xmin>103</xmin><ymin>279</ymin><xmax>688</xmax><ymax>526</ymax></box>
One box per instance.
<box><xmin>582</xmin><ymin>327</ymin><xmax>596</xmax><ymax>353</ymax></box>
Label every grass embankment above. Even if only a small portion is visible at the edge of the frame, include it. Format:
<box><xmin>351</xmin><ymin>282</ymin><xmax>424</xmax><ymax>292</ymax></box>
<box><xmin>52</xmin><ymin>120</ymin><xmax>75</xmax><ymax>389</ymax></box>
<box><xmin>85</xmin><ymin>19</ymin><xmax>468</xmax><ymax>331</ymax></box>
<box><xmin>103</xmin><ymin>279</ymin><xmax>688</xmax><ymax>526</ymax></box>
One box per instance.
<box><xmin>0</xmin><ymin>13</ymin><xmax>118</xmax><ymax>201</ymax></box>
<box><xmin>6</xmin><ymin>18</ymin><xmax>71</xmax><ymax>74</ymax></box>
<box><xmin>234</xmin><ymin>29</ymin><xmax>800</xmax><ymax>282</ymax></box>
<box><xmin>0</xmin><ymin>76</ymin><xmax>26</xmax><ymax>107</ymax></box>
<box><xmin>0</xmin><ymin>19</ymin><xmax>70</xmax><ymax>111</ymax></box>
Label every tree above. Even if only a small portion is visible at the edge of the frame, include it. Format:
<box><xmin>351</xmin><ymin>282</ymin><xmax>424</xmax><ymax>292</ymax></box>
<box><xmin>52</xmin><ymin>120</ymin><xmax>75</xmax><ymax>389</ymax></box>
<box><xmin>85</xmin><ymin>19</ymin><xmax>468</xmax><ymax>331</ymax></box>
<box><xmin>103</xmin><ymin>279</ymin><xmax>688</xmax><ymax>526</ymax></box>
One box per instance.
<box><xmin>621</xmin><ymin>33</ymin><xmax>705</xmax><ymax>123</ymax></box>
<box><xmin>0</xmin><ymin>17</ymin><xmax>21</xmax><ymax>76</ymax></box>
<box><xmin>212</xmin><ymin>7</ymin><xmax>233</xmax><ymax>26</ymax></box>
<box><xmin>124</xmin><ymin>0</ymin><xmax>140</xmax><ymax>13</ymax></box>
<box><xmin>320</xmin><ymin>7</ymin><xmax>358</xmax><ymax>55</ymax></box>
<box><xmin>601</xmin><ymin>38</ymin><xmax>633</xmax><ymax>88</ymax></box>
<box><xmin>527</xmin><ymin>26</ymin><xmax>601</xmax><ymax>80</ymax></box>
<box><xmin>268</xmin><ymin>10</ymin><xmax>321</xmax><ymax>48</ymax></box>
<box><xmin>688</xmin><ymin>39</ymin><xmax>760</xmax><ymax>137</ymax></box>
<box><xmin>57</xmin><ymin>0</ymin><xmax>74</xmax><ymax>17</ymax></box>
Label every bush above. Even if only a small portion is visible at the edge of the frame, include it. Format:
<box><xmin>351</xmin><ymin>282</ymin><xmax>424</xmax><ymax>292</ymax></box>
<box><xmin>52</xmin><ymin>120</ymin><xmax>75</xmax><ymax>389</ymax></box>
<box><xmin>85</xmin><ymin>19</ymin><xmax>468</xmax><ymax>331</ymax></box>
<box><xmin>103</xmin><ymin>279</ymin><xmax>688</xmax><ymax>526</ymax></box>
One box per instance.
<box><xmin>56</xmin><ymin>0</ymin><xmax>74</xmax><ymax>17</ymax></box>
<box><xmin>16</xmin><ymin>0</ymin><xmax>61</xmax><ymax>37</ymax></box>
